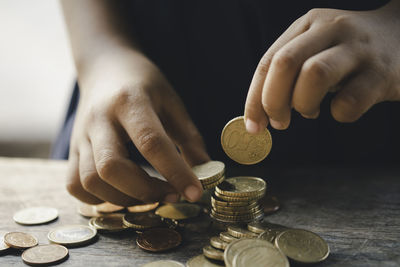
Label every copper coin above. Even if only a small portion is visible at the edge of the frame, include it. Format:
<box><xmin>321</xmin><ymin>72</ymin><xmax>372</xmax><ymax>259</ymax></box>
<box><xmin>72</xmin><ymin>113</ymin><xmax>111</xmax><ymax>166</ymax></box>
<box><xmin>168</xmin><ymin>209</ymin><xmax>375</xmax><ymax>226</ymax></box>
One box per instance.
<box><xmin>136</xmin><ymin>228</ymin><xmax>182</xmax><ymax>252</ymax></box>
<box><xmin>4</xmin><ymin>232</ymin><xmax>38</xmax><ymax>249</ymax></box>
<box><xmin>22</xmin><ymin>244</ymin><xmax>69</xmax><ymax>265</ymax></box>
<box><xmin>260</xmin><ymin>195</ymin><xmax>280</xmax><ymax>214</ymax></box>
<box><xmin>95</xmin><ymin>202</ymin><xmax>125</xmax><ymax>213</ymax></box>
<box><xmin>127</xmin><ymin>202</ymin><xmax>159</xmax><ymax>213</ymax></box>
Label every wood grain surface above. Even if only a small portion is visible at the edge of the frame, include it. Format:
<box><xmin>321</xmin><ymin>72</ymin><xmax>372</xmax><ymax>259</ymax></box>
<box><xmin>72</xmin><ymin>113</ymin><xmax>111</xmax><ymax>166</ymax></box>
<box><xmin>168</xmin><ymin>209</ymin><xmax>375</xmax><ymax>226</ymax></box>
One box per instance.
<box><xmin>0</xmin><ymin>157</ymin><xmax>399</xmax><ymax>266</ymax></box>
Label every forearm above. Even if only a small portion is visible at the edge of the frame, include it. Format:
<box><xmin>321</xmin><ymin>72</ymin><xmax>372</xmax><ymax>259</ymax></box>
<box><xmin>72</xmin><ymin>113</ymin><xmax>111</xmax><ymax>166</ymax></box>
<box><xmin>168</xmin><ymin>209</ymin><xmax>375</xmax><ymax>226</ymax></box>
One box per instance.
<box><xmin>61</xmin><ymin>0</ymin><xmax>141</xmax><ymax>83</ymax></box>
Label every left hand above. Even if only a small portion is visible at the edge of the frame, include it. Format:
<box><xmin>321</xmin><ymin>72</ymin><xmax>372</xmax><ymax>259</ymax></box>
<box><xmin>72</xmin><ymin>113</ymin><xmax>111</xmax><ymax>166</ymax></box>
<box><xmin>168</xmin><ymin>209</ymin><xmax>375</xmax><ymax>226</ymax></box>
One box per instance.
<box><xmin>244</xmin><ymin>1</ymin><xmax>400</xmax><ymax>132</ymax></box>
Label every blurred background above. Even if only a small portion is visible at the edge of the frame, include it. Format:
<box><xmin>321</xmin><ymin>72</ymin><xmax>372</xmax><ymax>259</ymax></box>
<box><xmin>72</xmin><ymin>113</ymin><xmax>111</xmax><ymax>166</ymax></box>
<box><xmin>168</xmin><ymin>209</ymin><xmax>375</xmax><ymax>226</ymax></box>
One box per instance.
<box><xmin>0</xmin><ymin>0</ymin><xmax>75</xmax><ymax>158</ymax></box>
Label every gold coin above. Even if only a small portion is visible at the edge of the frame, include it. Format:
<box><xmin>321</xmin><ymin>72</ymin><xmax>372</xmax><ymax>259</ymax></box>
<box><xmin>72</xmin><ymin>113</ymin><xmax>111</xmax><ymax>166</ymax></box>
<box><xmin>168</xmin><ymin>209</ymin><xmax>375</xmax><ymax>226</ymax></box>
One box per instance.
<box><xmin>216</xmin><ymin>176</ymin><xmax>266</xmax><ymax>197</ymax></box>
<box><xmin>227</xmin><ymin>226</ymin><xmax>258</xmax><ymax>239</ymax></box>
<box><xmin>4</xmin><ymin>232</ymin><xmax>38</xmax><ymax>249</ymax></box>
<box><xmin>141</xmin><ymin>260</ymin><xmax>185</xmax><ymax>267</ymax></box>
<box><xmin>214</xmin><ymin>191</ymin><xmax>263</xmax><ymax>202</ymax></box>
<box><xmin>212</xmin><ymin>202</ymin><xmax>259</xmax><ymax>214</ymax></box>
<box><xmin>127</xmin><ymin>202</ymin><xmax>159</xmax><ymax>213</ymax></box>
<box><xmin>232</xmin><ymin>243</ymin><xmax>289</xmax><ymax>267</ymax></box>
<box><xmin>192</xmin><ymin>161</ymin><xmax>225</xmax><ymax>183</ymax></box>
<box><xmin>48</xmin><ymin>225</ymin><xmax>97</xmax><ymax>247</ymax></box>
<box><xmin>221</xmin><ymin>116</ymin><xmax>272</xmax><ymax>165</ymax></box>
<box><xmin>155</xmin><ymin>203</ymin><xmax>201</xmax><ymax>220</ymax></box>
<box><xmin>203</xmin><ymin>245</ymin><xmax>224</xmax><ymax>261</ymax></box>
<box><xmin>0</xmin><ymin>231</ymin><xmax>10</xmax><ymax>252</ymax></box>
<box><xmin>22</xmin><ymin>244</ymin><xmax>69</xmax><ymax>265</ymax></box>
<box><xmin>95</xmin><ymin>202</ymin><xmax>125</xmax><ymax>213</ymax></box>
<box><xmin>92</xmin><ymin>213</ymin><xmax>127</xmax><ymax>232</ymax></box>
<box><xmin>187</xmin><ymin>255</ymin><xmax>225</xmax><ymax>267</ymax></box>
<box><xmin>211</xmin><ymin>194</ymin><xmax>255</xmax><ymax>207</ymax></box>
<box><xmin>258</xmin><ymin>228</ymin><xmax>284</xmax><ymax>243</ymax></box>
<box><xmin>13</xmin><ymin>207</ymin><xmax>58</xmax><ymax>225</ymax></box>
<box><xmin>247</xmin><ymin>221</ymin><xmax>288</xmax><ymax>234</ymax></box>
<box><xmin>275</xmin><ymin>229</ymin><xmax>330</xmax><ymax>264</ymax></box>
<box><xmin>123</xmin><ymin>211</ymin><xmax>163</xmax><ymax>229</ymax></box>
<box><xmin>202</xmin><ymin>176</ymin><xmax>225</xmax><ymax>190</ymax></box>
<box><xmin>210</xmin><ymin>210</ymin><xmax>263</xmax><ymax>224</ymax></box>
<box><xmin>77</xmin><ymin>202</ymin><xmax>100</xmax><ymax>218</ymax></box>
<box><xmin>219</xmin><ymin>232</ymin><xmax>239</xmax><ymax>243</ymax></box>
<box><xmin>210</xmin><ymin>236</ymin><xmax>229</xmax><ymax>250</ymax></box>
<box><xmin>224</xmin><ymin>238</ymin><xmax>276</xmax><ymax>267</ymax></box>
<box><xmin>213</xmin><ymin>205</ymin><xmax>261</xmax><ymax>216</ymax></box>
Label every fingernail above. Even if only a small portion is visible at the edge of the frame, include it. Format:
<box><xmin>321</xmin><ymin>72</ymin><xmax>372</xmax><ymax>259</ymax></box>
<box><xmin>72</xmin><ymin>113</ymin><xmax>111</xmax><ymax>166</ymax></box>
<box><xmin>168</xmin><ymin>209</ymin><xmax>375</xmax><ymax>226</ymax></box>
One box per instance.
<box><xmin>270</xmin><ymin>119</ymin><xmax>286</xmax><ymax>130</ymax></box>
<box><xmin>184</xmin><ymin>185</ymin><xmax>202</xmax><ymax>202</ymax></box>
<box><xmin>245</xmin><ymin>119</ymin><xmax>260</xmax><ymax>134</ymax></box>
<box><xmin>163</xmin><ymin>193</ymin><xmax>179</xmax><ymax>203</ymax></box>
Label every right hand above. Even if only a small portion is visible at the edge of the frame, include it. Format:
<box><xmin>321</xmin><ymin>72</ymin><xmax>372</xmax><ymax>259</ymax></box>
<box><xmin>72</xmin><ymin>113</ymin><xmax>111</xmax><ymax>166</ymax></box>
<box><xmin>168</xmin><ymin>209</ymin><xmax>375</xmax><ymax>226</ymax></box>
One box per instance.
<box><xmin>66</xmin><ymin>48</ymin><xmax>210</xmax><ymax>206</ymax></box>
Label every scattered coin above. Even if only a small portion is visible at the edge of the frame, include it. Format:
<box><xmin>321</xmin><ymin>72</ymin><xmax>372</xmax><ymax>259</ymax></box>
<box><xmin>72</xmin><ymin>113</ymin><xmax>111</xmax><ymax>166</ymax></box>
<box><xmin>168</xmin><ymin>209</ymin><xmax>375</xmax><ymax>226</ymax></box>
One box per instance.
<box><xmin>22</xmin><ymin>244</ymin><xmax>69</xmax><ymax>265</ymax></box>
<box><xmin>141</xmin><ymin>260</ymin><xmax>185</xmax><ymax>267</ymax></box>
<box><xmin>227</xmin><ymin>226</ymin><xmax>258</xmax><ymax>239</ymax></box>
<box><xmin>186</xmin><ymin>255</ymin><xmax>225</xmax><ymax>267</ymax></box>
<box><xmin>4</xmin><ymin>232</ymin><xmax>38</xmax><ymax>249</ymax></box>
<box><xmin>210</xmin><ymin>236</ymin><xmax>229</xmax><ymax>250</ymax></box>
<box><xmin>224</xmin><ymin>238</ymin><xmax>273</xmax><ymax>267</ymax></box>
<box><xmin>155</xmin><ymin>203</ymin><xmax>201</xmax><ymax>220</ymax></box>
<box><xmin>232</xmin><ymin>242</ymin><xmax>289</xmax><ymax>267</ymax></box>
<box><xmin>123</xmin><ymin>211</ymin><xmax>163</xmax><ymax>230</ymax></box>
<box><xmin>219</xmin><ymin>232</ymin><xmax>239</xmax><ymax>243</ymax></box>
<box><xmin>203</xmin><ymin>245</ymin><xmax>224</xmax><ymax>261</ymax></box>
<box><xmin>275</xmin><ymin>229</ymin><xmax>330</xmax><ymax>264</ymax></box>
<box><xmin>258</xmin><ymin>229</ymin><xmax>283</xmax><ymax>243</ymax></box>
<box><xmin>247</xmin><ymin>220</ymin><xmax>287</xmax><ymax>234</ymax></box>
<box><xmin>77</xmin><ymin>202</ymin><xmax>101</xmax><ymax>218</ymax></box>
<box><xmin>0</xmin><ymin>231</ymin><xmax>10</xmax><ymax>253</ymax></box>
<box><xmin>48</xmin><ymin>225</ymin><xmax>97</xmax><ymax>247</ymax></box>
<box><xmin>13</xmin><ymin>207</ymin><xmax>58</xmax><ymax>225</ymax></box>
<box><xmin>216</xmin><ymin>177</ymin><xmax>266</xmax><ymax>197</ymax></box>
<box><xmin>259</xmin><ymin>195</ymin><xmax>280</xmax><ymax>215</ymax></box>
<box><xmin>136</xmin><ymin>228</ymin><xmax>181</xmax><ymax>252</ymax></box>
<box><xmin>92</xmin><ymin>214</ymin><xmax>127</xmax><ymax>232</ymax></box>
<box><xmin>221</xmin><ymin>116</ymin><xmax>272</xmax><ymax>165</ymax></box>
<box><xmin>95</xmin><ymin>202</ymin><xmax>125</xmax><ymax>213</ymax></box>
<box><xmin>127</xmin><ymin>202</ymin><xmax>159</xmax><ymax>213</ymax></box>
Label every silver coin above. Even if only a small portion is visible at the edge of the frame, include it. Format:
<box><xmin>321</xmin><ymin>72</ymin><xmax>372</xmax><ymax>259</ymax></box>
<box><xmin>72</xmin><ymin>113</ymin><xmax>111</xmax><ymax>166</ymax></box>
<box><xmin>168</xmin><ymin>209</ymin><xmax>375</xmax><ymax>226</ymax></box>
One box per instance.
<box><xmin>48</xmin><ymin>225</ymin><xmax>97</xmax><ymax>247</ymax></box>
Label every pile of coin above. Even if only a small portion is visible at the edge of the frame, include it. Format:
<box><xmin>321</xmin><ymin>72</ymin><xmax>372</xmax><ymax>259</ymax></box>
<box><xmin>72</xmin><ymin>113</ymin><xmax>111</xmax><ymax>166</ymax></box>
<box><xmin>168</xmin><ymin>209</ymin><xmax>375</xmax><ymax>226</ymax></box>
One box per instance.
<box><xmin>188</xmin><ymin>220</ymin><xmax>329</xmax><ymax>267</ymax></box>
<box><xmin>192</xmin><ymin>160</ymin><xmax>225</xmax><ymax>190</ymax></box>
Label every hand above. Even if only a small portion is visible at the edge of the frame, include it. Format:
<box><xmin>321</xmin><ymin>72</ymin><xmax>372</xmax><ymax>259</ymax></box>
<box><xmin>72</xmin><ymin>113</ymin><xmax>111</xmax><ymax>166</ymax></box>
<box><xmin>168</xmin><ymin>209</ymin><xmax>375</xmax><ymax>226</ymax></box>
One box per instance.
<box><xmin>244</xmin><ymin>1</ymin><xmax>400</xmax><ymax>132</ymax></box>
<box><xmin>66</xmin><ymin>48</ymin><xmax>209</xmax><ymax>206</ymax></box>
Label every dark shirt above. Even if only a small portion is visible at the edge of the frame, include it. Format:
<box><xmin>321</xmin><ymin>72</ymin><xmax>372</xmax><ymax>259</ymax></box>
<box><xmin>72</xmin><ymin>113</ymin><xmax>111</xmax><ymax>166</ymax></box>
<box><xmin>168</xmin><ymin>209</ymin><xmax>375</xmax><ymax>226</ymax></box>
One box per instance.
<box><xmin>53</xmin><ymin>0</ymin><xmax>399</xmax><ymax>165</ymax></box>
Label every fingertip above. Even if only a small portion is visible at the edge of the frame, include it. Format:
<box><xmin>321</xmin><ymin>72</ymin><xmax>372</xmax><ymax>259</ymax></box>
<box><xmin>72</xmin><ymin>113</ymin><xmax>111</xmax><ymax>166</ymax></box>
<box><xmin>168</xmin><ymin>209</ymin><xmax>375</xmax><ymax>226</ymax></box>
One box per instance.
<box><xmin>269</xmin><ymin>119</ymin><xmax>289</xmax><ymax>130</ymax></box>
<box><xmin>184</xmin><ymin>185</ymin><xmax>203</xmax><ymax>202</ymax></box>
<box><xmin>245</xmin><ymin>119</ymin><xmax>260</xmax><ymax>134</ymax></box>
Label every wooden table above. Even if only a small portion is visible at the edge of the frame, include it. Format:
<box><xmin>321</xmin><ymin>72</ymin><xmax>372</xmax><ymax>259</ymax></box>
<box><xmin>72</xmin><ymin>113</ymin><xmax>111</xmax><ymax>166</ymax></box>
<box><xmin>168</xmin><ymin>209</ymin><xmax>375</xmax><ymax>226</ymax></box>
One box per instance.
<box><xmin>0</xmin><ymin>157</ymin><xmax>399</xmax><ymax>266</ymax></box>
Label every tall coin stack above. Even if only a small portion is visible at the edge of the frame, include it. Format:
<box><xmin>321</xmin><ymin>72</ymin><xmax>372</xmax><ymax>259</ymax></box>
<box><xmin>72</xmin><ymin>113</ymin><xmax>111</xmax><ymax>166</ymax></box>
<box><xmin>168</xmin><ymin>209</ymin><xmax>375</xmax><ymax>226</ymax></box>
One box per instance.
<box><xmin>210</xmin><ymin>177</ymin><xmax>266</xmax><ymax>223</ymax></box>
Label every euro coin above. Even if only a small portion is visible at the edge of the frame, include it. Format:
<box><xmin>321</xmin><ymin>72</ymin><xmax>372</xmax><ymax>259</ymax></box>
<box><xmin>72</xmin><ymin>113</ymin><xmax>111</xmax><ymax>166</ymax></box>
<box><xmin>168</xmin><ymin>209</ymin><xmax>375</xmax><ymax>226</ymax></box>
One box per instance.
<box><xmin>221</xmin><ymin>116</ymin><xmax>272</xmax><ymax>165</ymax></box>
<box><xmin>214</xmin><ymin>191</ymin><xmax>263</xmax><ymax>202</ymax></box>
<box><xmin>127</xmin><ymin>202</ymin><xmax>159</xmax><ymax>213</ymax></box>
<box><xmin>219</xmin><ymin>232</ymin><xmax>239</xmax><ymax>243</ymax></box>
<box><xmin>192</xmin><ymin>161</ymin><xmax>225</xmax><ymax>184</ymax></box>
<box><xmin>203</xmin><ymin>176</ymin><xmax>225</xmax><ymax>190</ymax></box>
<box><xmin>136</xmin><ymin>228</ymin><xmax>181</xmax><ymax>252</ymax></box>
<box><xmin>213</xmin><ymin>205</ymin><xmax>261</xmax><ymax>216</ymax></box>
<box><xmin>77</xmin><ymin>203</ymin><xmax>100</xmax><ymax>218</ymax></box>
<box><xmin>187</xmin><ymin>255</ymin><xmax>225</xmax><ymax>267</ymax></box>
<box><xmin>210</xmin><ymin>236</ymin><xmax>229</xmax><ymax>250</ymax></box>
<box><xmin>4</xmin><ymin>232</ymin><xmax>38</xmax><ymax>249</ymax></box>
<box><xmin>212</xmin><ymin>201</ymin><xmax>258</xmax><ymax>211</ymax></box>
<box><xmin>13</xmin><ymin>207</ymin><xmax>58</xmax><ymax>225</ymax></box>
<box><xmin>203</xmin><ymin>245</ymin><xmax>224</xmax><ymax>261</ymax></box>
<box><xmin>141</xmin><ymin>260</ymin><xmax>185</xmax><ymax>267</ymax></box>
<box><xmin>247</xmin><ymin>220</ymin><xmax>287</xmax><ymax>234</ymax></box>
<box><xmin>155</xmin><ymin>203</ymin><xmax>201</xmax><ymax>220</ymax></box>
<box><xmin>216</xmin><ymin>177</ymin><xmax>266</xmax><ymax>197</ymax></box>
<box><xmin>48</xmin><ymin>225</ymin><xmax>97</xmax><ymax>247</ymax></box>
<box><xmin>0</xmin><ymin>231</ymin><xmax>10</xmax><ymax>253</ymax></box>
<box><xmin>123</xmin><ymin>211</ymin><xmax>163</xmax><ymax>230</ymax></box>
<box><xmin>211</xmin><ymin>194</ymin><xmax>255</xmax><ymax>207</ymax></box>
<box><xmin>211</xmin><ymin>208</ymin><xmax>263</xmax><ymax>223</ymax></box>
<box><xmin>258</xmin><ymin>228</ymin><xmax>284</xmax><ymax>243</ymax></box>
<box><xmin>232</xmin><ymin>242</ymin><xmax>289</xmax><ymax>267</ymax></box>
<box><xmin>92</xmin><ymin>213</ymin><xmax>127</xmax><ymax>232</ymax></box>
<box><xmin>22</xmin><ymin>244</ymin><xmax>69</xmax><ymax>265</ymax></box>
<box><xmin>275</xmin><ymin>229</ymin><xmax>330</xmax><ymax>264</ymax></box>
<box><xmin>227</xmin><ymin>226</ymin><xmax>258</xmax><ymax>239</ymax></box>
<box><xmin>95</xmin><ymin>202</ymin><xmax>125</xmax><ymax>213</ymax></box>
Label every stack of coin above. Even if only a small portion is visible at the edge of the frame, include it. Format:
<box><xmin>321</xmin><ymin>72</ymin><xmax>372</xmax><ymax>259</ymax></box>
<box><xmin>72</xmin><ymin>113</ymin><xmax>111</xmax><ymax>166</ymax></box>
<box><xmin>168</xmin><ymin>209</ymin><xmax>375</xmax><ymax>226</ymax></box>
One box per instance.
<box><xmin>192</xmin><ymin>161</ymin><xmax>225</xmax><ymax>190</ymax></box>
<box><xmin>210</xmin><ymin>176</ymin><xmax>266</xmax><ymax>223</ymax></box>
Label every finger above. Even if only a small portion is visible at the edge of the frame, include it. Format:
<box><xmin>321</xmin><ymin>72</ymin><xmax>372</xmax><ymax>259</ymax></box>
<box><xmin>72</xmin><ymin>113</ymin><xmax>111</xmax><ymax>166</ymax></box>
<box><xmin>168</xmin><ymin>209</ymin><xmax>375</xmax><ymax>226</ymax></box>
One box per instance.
<box><xmin>66</xmin><ymin>151</ymin><xmax>103</xmax><ymax>204</ymax></box>
<box><xmin>160</xmin><ymin>91</ymin><xmax>210</xmax><ymax>166</ymax></box>
<box><xmin>331</xmin><ymin>71</ymin><xmax>385</xmax><ymax>122</ymax></box>
<box><xmin>89</xmin><ymin>122</ymin><xmax>178</xmax><ymax>203</ymax></box>
<box><xmin>245</xmin><ymin>15</ymin><xmax>310</xmax><ymax>133</ymax></box>
<box><xmin>79</xmin><ymin>141</ymin><xmax>142</xmax><ymax>206</ymax></box>
<box><xmin>262</xmin><ymin>23</ymin><xmax>339</xmax><ymax>129</ymax></box>
<box><xmin>117</xmin><ymin>97</ymin><xmax>203</xmax><ymax>202</ymax></box>
<box><xmin>292</xmin><ymin>45</ymin><xmax>360</xmax><ymax>118</ymax></box>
